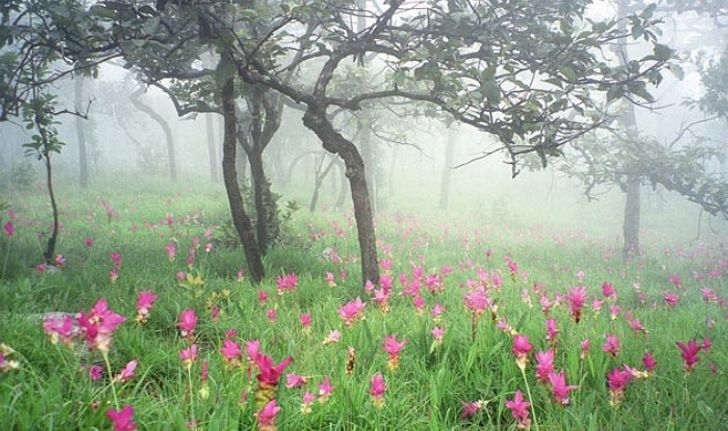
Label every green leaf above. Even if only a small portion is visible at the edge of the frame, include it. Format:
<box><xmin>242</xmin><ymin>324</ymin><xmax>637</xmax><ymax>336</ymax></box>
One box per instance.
<box><xmin>653</xmin><ymin>44</ymin><xmax>672</xmax><ymax>62</ymax></box>
<box><xmin>558</xmin><ymin>65</ymin><xmax>577</xmax><ymax>81</ymax></box>
<box><xmin>481</xmin><ymin>80</ymin><xmax>500</xmax><ymax>105</ymax></box>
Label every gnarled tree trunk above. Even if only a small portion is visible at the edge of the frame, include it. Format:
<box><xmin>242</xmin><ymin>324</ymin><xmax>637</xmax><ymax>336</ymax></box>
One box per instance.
<box><xmin>221</xmin><ymin>78</ymin><xmax>264</xmax><ymax>283</ymax></box>
<box><xmin>129</xmin><ymin>90</ymin><xmax>177</xmax><ymax>181</ymax></box>
<box><xmin>622</xmin><ymin>174</ymin><xmax>641</xmax><ymax>261</ymax></box>
<box><xmin>74</xmin><ymin>76</ymin><xmax>89</xmax><ymax>188</ymax></box>
<box><xmin>303</xmin><ymin>107</ymin><xmax>379</xmax><ymax>285</ymax></box>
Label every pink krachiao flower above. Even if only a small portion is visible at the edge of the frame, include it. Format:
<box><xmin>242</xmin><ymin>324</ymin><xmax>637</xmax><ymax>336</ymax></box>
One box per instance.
<box><xmin>255</xmin><ymin>399</ymin><xmax>281</xmax><ymax>431</ymax></box>
<box><xmin>382</xmin><ymin>335</ymin><xmax>407</xmax><ymax>371</ymax></box>
<box><xmin>255</xmin><ymin>353</ymin><xmax>293</xmax><ymax>387</ymax></box>
<box><xmin>545</xmin><ymin>319</ymin><xmax>559</xmax><ymax>344</ymax></box>
<box><xmin>432</xmin><ymin>326</ymin><xmax>445</xmax><ymax>345</ymax></box>
<box><xmin>322</xmin><ymin>330</ymin><xmax>341</xmax><ymax>345</ymax></box>
<box><xmin>505</xmin><ymin>390</ymin><xmax>532</xmax><ymax>429</ymax></box>
<box><xmin>318</xmin><ymin>376</ymin><xmax>334</xmax><ymax>403</ymax></box>
<box><xmin>664</xmin><ymin>292</ymin><xmax>680</xmax><ymax>307</ymax></box>
<box><xmin>177</xmin><ymin>308</ymin><xmax>197</xmax><ymax>340</ymax></box>
<box><xmin>460</xmin><ymin>400</ymin><xmax>485</xmax><ymax>419</ymax></box>
<box><xmin>77</xmin><ymin>298</ymin><xmax>127</xmax><ymax>352</ymax></box>
<box><xmin>548</xmin><ymin>371</ymin><xmax>577</xmax><ymax>405</ymax></box>
<box><xmin>286</xmin><ymin>373</ymin><xmax>308</xmax><ymax>389</ymax></box>
<box><xmin>580</xmin><ymin>339</ymin><xmax>590</xmax><ymax>360</ymax></box>
<box><xmin>135</xmin><ymin>289</ymin><xmax>158</xmax><ymax>324</ymax></box>
<box><xmin>276</xmin><ymin>272</ymin><xmax>298</xmax><ymax>295</ymax></box>
<box><xmin>338</xmin><ymin>297</ymin><xmax>366</xmax><ymax>327</ymax></box>
<box><xmin>166</xmin><ymin>242</ymin><xmax>176</xmax><ymax>261</ymax></box>
<box><xmin>180</xmin><ymin>344</ymin><xmax>198</xmax><ymax>367</ymax></box>
<box><xmin>512</xmin><ymin>334</ymin><xmax>533</xmax><ymax>370</ymax></box>
<box><xmin>300</xmin><ymin>313</ymin><xmax>312</xmax><ymax>334</ymax></box>
<box><xmin>3</xmin><ymin>221</ymin><xmax>14</xmax><ymax>237</ymax></box>
<box><xmin>106</xmin><ymin>404</ymin><xmax>137</xmax><ymax>431</ymax></box>
<box><xmin>89</xmin><ymin>364</ymin><xmax>103</xmax><ymax>381</ymax></box>
<box><xmin>602</xmin><ymin>334</ymin><xmax>621</xmax><ymax>358</ymax></box>
<box><xmin>535</xmin><ymin>349</ymin><xmax>555</xmax><ymax>385</ymax></box>
<box><xmin>602</xmin><ymin>281</ymin><xmax>616</xmax><ymax>299</ymax></box>
<box><xmin>370</xmin><ymin>372</ymin><xmax>387</xmax><ymax>408</ymax></box>
<box><xmin>220</xmin><ymin>339</ymin><xmax>243</xmax><ymax>367</ymax></box>
<box><xmin>642</xmin><ymin>352</ymin><xmax>657</xmax><ymax>374</ymax></box>
<box><xmin>676</xmin><ymin>339</ymin><xmax>702</xmax><ymax>373</ymax></box>
<box><xmin>463</xmin><ymin>286</ymin><xmax>490</xmax><ymax>316</ymax></box>
<box><xmin>43</xmin><ymin>315</ymin><xmax>75</xmax><ymax>346</ymax></box>
<box><xmin>607</xmin><ymin>366</ymin><xmax>634</xmax><ymax>407</ymax></box>
<box><xmin>566</xmin><ymin>287</ymin><xmax>587</xmax><ymax>324</ymax></box>
<box><xmin>114</xmin><ymin>360</ymin><xmax>137</xmax><ymax>383</ymax></box>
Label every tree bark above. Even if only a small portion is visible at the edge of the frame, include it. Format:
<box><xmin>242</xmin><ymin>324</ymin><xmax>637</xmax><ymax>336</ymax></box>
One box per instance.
<box><xmin>129</xmin><ymin>90</ymin><xmax>177</xmax><ymax>181</ymax></box>
<box><xmin>623</xmin><ymin>175</ymin><xmax>641</xmax><ymax>261</ymax></box>
<box><xmin>438</xmin><ymin>125</ymin><xmax>456</xmax><ymax>210</ymax></box>
<box><xmin>43</xmin><ymin>154</ymin><xmax>60</xmax><ymax>264</ymax></box>
<box><xmin>310</xmin><ymin>155</ymin><xmax>336</xmax><ymax>212</ymax></box>
<box><xmin>206</xmin><ymin>113</ymin><xmax>219</xmax><ymax>182</ymax></box>
<box><xmin>74</xmin><ymin>76</ymin><xmax>89</xmax><ymax>188</ymax></box>
<box><xmin>303</xmin><ymin>107</ymin><xmax>379</xmax><ymax>285</ymax></box>
<box><xmin>221</xmin><ymin>77</ymin><xmax>264</xmax><ymax>283</ymax></box>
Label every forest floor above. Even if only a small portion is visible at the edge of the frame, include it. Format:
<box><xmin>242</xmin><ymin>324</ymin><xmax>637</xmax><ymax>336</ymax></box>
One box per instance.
<box><xmin>0</xmin><ymin>178</ymin><xmax>726</xmax><ymax>430</ymax></box>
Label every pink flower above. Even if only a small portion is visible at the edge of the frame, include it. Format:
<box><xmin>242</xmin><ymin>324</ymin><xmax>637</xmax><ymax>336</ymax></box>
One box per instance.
<box><xmin>369</xmin><ymin>373</ymin><xmax>386</xmax><ymax>407</ymax></box>
<box><xmin>602</xmin><ymin>281</ymin><xmax>616</xmax><ymax>299</ymax></box>
<box><xmin>460</xmin><ymin>401</ymin><xmax>483</xmax><ymax>419</ymax></box>
<box><xmin>505</xmin><ymin>390</ymin><xmax>531</xmax><ymax>429</ymax></box>
<box><xmin>84</xmin><ymin>238</ymin><xmax>94</xmax><ymax>247</ymax></box>
<box><xmin>301</xmin><ymin>391</ymin><xmax>316</xmax><ymax>414</ymax></box>
<box><xmin>255</xmin><ymin>354</ymin><xmax>293</xmax><ymax>386</ymax></box>
<box><xmin>609</xmin><ymin>305</ymin><xmax>621</xmax><ymax>320</ymax></box>
<box><xmin>535</xmin><ymin>349</ymin><xmax>555</xmax><ymax>385</ymax></box>
<box><xmin>53</xmin><ymin>255</ymin><xmax>65</xmax><ymax>267</ymax></box>
<box><xmin>106</xmin><ymin>405</ymin><xmax>136</xmax><ymax>431</ymax></box>
<box><xmin>43</xmin><ymin>315</ymin><xmax>75</xmax><ymax>346</ymax></box>
<box><xmin>463</xmin><ymin>287</ymin><xmax>489</xmax><ymax>316</ymax></box>
<box><xmin>548</xmin><ymin>371</ymin><xmax>577</xmax><ymax>405</ymax></box>
<box><xmin>77</xmin><ymin>298</ymin><xmax>127</xmax><ymax>352</ymax></box>
<box><xmin>257</xmin><ymin>290</ymin><xmax>269</xmax><ymax>304</ymax></box>
<box><xmin>580</xmin><ymin>338</ymin><xmax>590</xmax><ymax>360</ymax></box>
<box><xmin>373</xmin><ymin>288</ymin><xmax>390</xmax><ymax>313</ymax></box>
<box><xmin>545</xmin><ymin>319</ymin><xmax>559</xmax><ymax>344</ymax></box>
<box><xmin>177</xmin><ymin>308</ymin><xmax>197</xmax><ymax>339</ymax></box>
<box><xmin>667</xmin><ymin>273</ymin><xmax>682</xmax><ymax>289</ymax></box>
<box><xmin>676</xmin><ymin>339</ymin><xmax>702</xmax><ymax>373</ymax></box>
<box><xmin>664</xmin><ymin>292</ymin><xmax>680</xmax><ymax>307</ymax></box>
<box><xmin>642</xmin><ymin>352</ymin><xmax>657</xmax><ymax>373</ymax></box>
<box><xmin>3</xmin><ymin>221</ymin><xmax>15</xmax><ymax>237</ymax></box>
<box><xmin>180</xmin><ymin>344</ymin><xmax>198</xmax><ymax>366</ymax></box>
<box><xmin>286</xmin><ymin>373</ymin><xmax>307</xmax><ymax>388</ymax></box>
<box><xmin>318</xmin><ymin>376</ymin><xmax>334</xmax><ymax>402</ymax></box>
<box><xmin>246</xmin><ymin>339</ymin><xmax>261</xmax><ymax>362</ymax></box>
<box><xmin>602</xmin><ymin>334</ymin><xmax>621</xmax><ymax>358</ymax></box>
<box><xmin>201</xmin><ymin>360</ymin><xmax>209</xmax><ymax>381</ymax></box>
<box><xmin>338</xmin><ymin>297</ymin><xmax>366</xmax><ymax>327</ymax></box>
<box><xmin>135</xmin><ymin>290</ymin><xmax>158</xmax><ymax>324</ymax></box>
<box><xmin>255</xmin><ymin>399</ymin><xmax>280</xmax><ymax>428</ymax></box>
<box><xmin>432</xmin><ymin>326</ymin><xmax>445</xmax><ymax>344</ymax></box>
<box><xmin>325</xmin><ymin>271</ymin><xmax>336</xmax><ymax>287</ymax></box>
<box><xmin>111</xmin><ymin>252</ymin><xmax>122</xmax><ymax>269</ymax></box>
<box><xmin>382</xmin><ymin>335</ymin><xmax>407</xmax><ymax>370</ymax></box>
<box><xmin>323</xmin><ymin>330</ymin><xmax>341</xmax><ymax>345</ymax></box>
<box><xmin>276</xmin><ymin>273</ymin><xmax>298</xmax><ymax>295</ymax></box>
<box><xmin>512</xmin><ymin>334</ymin><xmax>533</xmax><ymax>369</ymax></box>
<box><xmin>300</xmin><ymin>313</ymin><xmax>312</xmax><ymax>330</ymax></box>
<box><xmin>115</xmin><ymin>360</ymin><xmax>137</xmax><ymax>383</ymax></box>
<box><xmin>266</xmin><ymin>308</ymin><xmax>277</xmax><ymax>322</ymax></box>
<box><xmin>607</xmin><ymin>366</ymin><xmax>634</xmax><ymax>407</ymax></box>
<box><xmin>166</xmin><ymin>242</ymin><xmax>176</xmax><ymax>261</ymax></box>
<box><xmin>175</xmin><ymin>271</ymin><xmax>186</xmax><ymax>282</ymax></box>
<box><xmin>702</xmin><ymin>337</ymin><xmax>711</xmax><ymax>352</ymax></box>
<box><xmin>220</xmin><ymin>339</ymin><xmax>242</xmax><ymax>366</ymax></box>
<box><xmin>89</xmin><ymin>364</ymin><xmax>103</xmax><ymax>381</ymax></box>
<box><xmin>566</xmin><ymin>287</ymin><xmax>587</xmax><ymax>323</ymax></box>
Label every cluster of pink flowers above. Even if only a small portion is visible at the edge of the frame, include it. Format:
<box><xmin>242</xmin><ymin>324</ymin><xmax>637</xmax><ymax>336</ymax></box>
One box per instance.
<box><xmin>338</xmin><ymin>297</ymin><xmax>366</xmax><ymax>327</ymax></box>
<box><xmin>276</xmin><ymin>273</ymin><xmax>298</xmax><ymax>295</ymax></box>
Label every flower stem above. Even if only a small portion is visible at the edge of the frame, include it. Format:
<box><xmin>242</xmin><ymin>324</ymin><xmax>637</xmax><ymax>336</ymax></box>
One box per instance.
<box><xmin>519</xmin><ymin>365</ymin><xmax>540</xmax><ymax>431</ymax></box>
<box><xmin>102</xmin><ymin>351</ymin><xmax>120</xmax><ymax>409</ymax></box>
<box><xmin>187</xmin><ymin>364</ymin><xmax>196</xmax><ymax>428</ymax></box>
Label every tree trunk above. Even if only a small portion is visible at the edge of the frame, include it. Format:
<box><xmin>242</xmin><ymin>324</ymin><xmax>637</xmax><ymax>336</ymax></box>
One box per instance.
<box><xmin>129</xmin><ymin>90</ymin><xmax>177</xmax><ymax>181</ymax></box>
<box><xmin>623</xmin><ymin>175</ymin><xmax>641</xmax><ymax>260</ymax></box>
<box><xmin>310</xmin><ymin>155</ymin><xmax>336</xmax><ymax>212</ymax></box>
<box><xmin>303</xmin><ymin>107</ymin><xmax>379</xmax><ymax>285</ymax></box>
<box><xmin>247</xmin><ymin>145</ymin><xmax>271</xmax><ymax>253</ymax></box>
<box><xmin>43</xmin><ymin>154</ymin><xmax>59</xmax><ymax>263</ymax></box>
<box><xmin>74</xmin><ymin>76</ymin><xmax>89</xmax><ymax>188</ymax></box>
<box><xmin>221</xmin><ymin>78</ymin><xmax>264</xmax><ymax>283</ymax></box>
<box><xmin>206</xmin><ymin>113</ymin><xmax>219</xmax><ymax>182</ymax></box>
<box><xmin>438</xmin><ymin>125</ymin><xmax>456</xmax><ymax>210</ymax></box>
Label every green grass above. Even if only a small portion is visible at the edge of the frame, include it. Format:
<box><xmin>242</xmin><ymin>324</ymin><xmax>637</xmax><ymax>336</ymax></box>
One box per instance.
<box><xmin>0</xmin><ymin>176</ymin><xmax>726</xmax><ymax>430</ymax></box>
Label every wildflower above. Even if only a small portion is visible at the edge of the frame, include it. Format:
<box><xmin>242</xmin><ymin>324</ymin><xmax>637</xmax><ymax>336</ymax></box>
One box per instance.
<box><xmin>676</xmin><ymin>339</ymin><xmax>702</xmax><ymax>373</ymax></box>
<box><xmin>318</xmin><ymin>376</ymin><xmax>334</xmax><ymax>403</ymax></box>
<box><xmin>609</xmin><ymin>305</ymin><xmax>621</xmax><ymax>321</ymax></box>
<box><xmin>323</xmin><ymin>330</ymin><xmax>341</xmax><ymax>345</ymax></box>
<box><xmin>626</xmin><ymin>311</ymin><xmax>648</xmax><ymax>335</ymax></box>
<box><xmin>325</xmin><ymin>271</ymin><xmax>336</xmax><ymax>287</ymax></box>
<box><xmin>702</xmin><ymin>337</ymin><xmax>712</xmax><ymax>352</ymax></box>
<box><xmin>338</xmin><ymin>297</ymin><xmax>366</xmax><ymax>327</ymax></box>
<box><xmin>667</xmin><ymin>274</ymin><xmax>682</xmax><ymax>289</ymax></box>
<box><xmin>300</xmin><ymin>314</ymin><xmax>312</xmax><ymax>334</ymax></box>
<box><xmin>373</xmin><ymin>288</ymin><xmax>390</xmax><ymax>313</ymax></box>
<box><xmin>109</xmin><ymin>269</ymin><xmax>119</xmax><ymax>283</ymax></box>
<box><xmin>166</xmin><ymin>242</ymin><xmax>176</xmax><ymax>262</ymax></box>
<box><xmin>460</xmin><ymin>400</ymin><xmax>485</xmax><ymax>419</ymax></box>
<box><xmin>111</xmin><ymin>251</ymin><xmax>122</xmax><ymax>269</ymax></box>
<box><xmin>512</xmin><ymin>334</ymin><xmax>533</xmax><ymax>370</ymax></box>
<box><xmin>602</xmin><ymin>281</ymin><xmax>616</xmax><ymax>299</ymax></box>
<box><xmin>180</xmin><ymin>345</ymin><xmax>198</xmax><ymax>367</ymax></box>
<box><xmin>539</xmin><ymin>295</ymin><xmax>554</xmax><ymax>315</ymax></box>
<box><xmin>266</xmin><ymin>308</ymin><xmax>277</xmax><ymax>323</ymax></box>
<box><xmin>382</xmin><ymin>335</ymin><xmax>407</xmax><ymax>371</ymax></box>
<box><xmin>497</xmin><ymin>318</ymin><xmax>516</xmax><ymax>335</ymax></box>
<box><xmin>177</xmin><ymin>308</ymin><xmax>197</xmax><ymax>340</ymax></box>
<box><xmin>664</xmin><ymin>292</ymin><xmax>680</xmax><ymax>307</ymax></box>
<box><xmin>257</xmin><ymin>290</ymin><xmax>269</xmax><ymax>305</ymax></box>
<box><xmin>246</xmin><ymin>340</ymin><xmax>261</xmax><ymax>363</ymax></box>
<box><xmin>702</xmin><ymin>288</ymin><xmax>718</xmax><ymax>303</ymax></box>
<box><xmin>54</xmin><ymin>255</ymin><xmax>66</xmax><ymax>267</ymax></box>
<box><xmin>370</xmin><ymin>373</ymin><xmax>386</xmax><ymax>408</ymax></box>
<box><xmin>89</xmin><ymin>364</ymin><xmax>103</xmax><ymax>381</ymax></box>
<box><xmin>84</xmin><ymin>238</ymin><xmax>94</xmax><ymax>247</ymax></box>
<box><xmin>545</xmin><ymin>319</ymin><xmax>559</xmax><ymax>345</ymax></box>
<box><xmin>176</xmin><ymin>271</ymin><xmax>187</xmax><ymax>282</ymax></box>
<box><xmin>77</xmin><ymin>298</ymin><xmax>127</xmax><ymax>352</ymax></box>
<box><xmin>591</xmin><ymin>299</ymin><xmax>604</xmax><ymax>315</ymax></box>
<box><xmin>43</xmin><ymin>315</ymin><xmax>75</xmax><ymax>346</ymax></box>
<box><xmin>135</xmin><ymin>290</ymin><xmax>158</xmax><ymax>324</ymax></box>
<box><xmin>106</xmin><ymin>405</ymin><xmax>136</xmax><ymax>431</ymax></box>
<box><xmin>286</xmin><ymin>373</ymin><xmax>307</xmax><ymax>389</ymax></box>
<box><xmin>276</xmin><ymin>273</ymin><xmax>298</xmax><ymax>295</ymax></box>
<box><xmin>3</xmin><ymin>221</ymin><xmax>15</xmax><ymax>237</ymax></box>
<box><xmin>463</xmin><ymin>286</ymin><xmax>489</xmax><ymax>316</ymax></box>
<box><xmin>220</xmin><ymin>339</ymin><xmax>243</xmax><ymax>367</ymax></box>
<box><xmin>547</xmin><ymin>371</ymin><xmax>577</xmax><ymax>405</ymax></box>
<box><xmin>566</xmin><ymin>287</ymin><xmax>587</xmax><ymax>323</ymax></box>
<box><xmin>642</xmin><ymin>352</ymin><xmax>657</xmax><ymax>374</ymax></box>
<box><xmin>380</xmin><ymin>274</ymin><xmax>393</xmax><ymax>293</ymax></box>
<box><xmin>301</xmin><ymin>392</ymin><xmax>316</xmax><ymax>415</ymax></box>
<box><xmin>255</xmin><ymin>399</ymin><xmax>280</xmax><ymax>431</ymax></box>
<box><xmin>432</xmin><ymin>326</ymin><xmax>445</xmax><ymax>345</ymax></box>
<box><xmin>431</xmin><ymin>303</ymin><xmax>444</xmax><ymax>324</ymax></box>
<box><xmin>413</xmin><ymin>295</ymin><xmax>426</xmax><ymax>316</ymax></box>
<box><xmin>505</xmin><ymin>390</ymin><xmax>531</xmax><ymax>430</ymax></box>
<box><xmin>602</xmin><ymin>334</ymin><xmax>621</xmax><ymax>358</ymax></box>
<box><xmin>607</xmin><ymin>366</ymin><xmax>634</xmax><ymax>407</ymax></box>
<box><xmin>114</xmin><ymin>360</ymin><xmax>137</xmax><ymax>383</ymax></box>
<box><xmin>535</xmin><ymin>349</ymin><xmax>555</xmax><ymax>385</ymax></box>
<box><xmin>521</xmin><ymin>288</ymin><xmax>533</xmax><ymax>308</ymax></box>
<box><xmin>254</xmin><ymin>353</ymin><xmax>293</xmax><ymax>410</ymax></box>
<box><xmin>580</xmin><ymin>339</ymin><xmax>590</xmax><ymax>360</ymax></box>
<box><xmin>199</xmin><ymin>360</ymin><xmax>210</xmax><ymax>399</ymax></box>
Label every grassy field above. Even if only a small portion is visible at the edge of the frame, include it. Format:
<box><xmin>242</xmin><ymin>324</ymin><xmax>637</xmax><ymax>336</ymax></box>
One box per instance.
<box><xmin>0</xmin><ymin>177</ymin><xmax>726</xmax><ymax>430</ymax></box>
